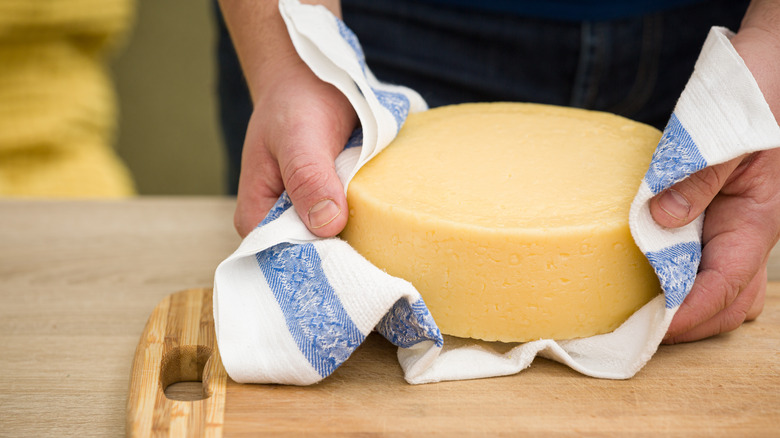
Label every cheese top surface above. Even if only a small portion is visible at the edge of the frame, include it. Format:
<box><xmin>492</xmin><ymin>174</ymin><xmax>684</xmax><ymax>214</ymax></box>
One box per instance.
<box><xmin>342</xmin><ymin>102</ymin><xmax>662</xmax><ymax>342</ymax></box>
<box><xmin>351</xmin><ymin>102</ymin><xmax>661</xmax><ymax>230</ymax></box>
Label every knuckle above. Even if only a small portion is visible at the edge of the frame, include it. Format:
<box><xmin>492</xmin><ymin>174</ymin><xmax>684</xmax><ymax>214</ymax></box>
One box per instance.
<box><xmin>731</xmin><ymin>152</ymin><xmax>777</xmax><ymax>203</ymax></box>
<box><xmin>282</xmin><ymin>153</ymin><xmax>331</xmax><ymax>201</ymax></box>
<box><xmin>233</xmin><ymin>204</ymin><xmax>252</xmax><ymax>237</ymax></box>
<box><xmin>701</xmin><ymin>269</ymin><xmax>751</xmax><ymax>334</ymax></box>
<box><xmin>715</xmin><ymin>269</ymin><xmax>749</xmax><ymax>307</ymax></box>
<box><xmin>718</xmin><ymin>306</ymin><xmax>748</xmax><ymax>334</ymax></box>
<box><xmin>684</xmin><ymin>167</ymin><xmax>724</xmax><ymax>199</ymax></box>
<box><xmin>233</xmin><ymin>210</ymin><xmax>244</xmax><ymax>235</ymax></box>
<box><xmin>746</xmin><ymin>304</ymin><xmax>764</xmax><ymax>321</ymax></box>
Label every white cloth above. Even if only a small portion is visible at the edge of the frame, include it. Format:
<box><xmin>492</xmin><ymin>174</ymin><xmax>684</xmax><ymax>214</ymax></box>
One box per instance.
<box><xmin>213</xmin><ymin>0</ymin><xmax>780</xmax><ymax>385</ymax></box>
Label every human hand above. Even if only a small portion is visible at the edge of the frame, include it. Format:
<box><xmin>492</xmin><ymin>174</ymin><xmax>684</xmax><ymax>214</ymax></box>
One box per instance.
<box><xmin>650</xmin><ymin>0</ymin><xmax>780</xmax><ymax>343</ymax></box>
<box><xmin>217</xmin><ymin>0</ymin><xmax>356</xmax><ymax>237</ymax></box>
<box><xmin>649</xmin><ymin>148</ymin><xmax>780</xmax><ymax>343</ymax></box>
<box><xmin>233</xmin><ymin>59</ymin><xmax>358</xmax><ymax>237</ymax></box>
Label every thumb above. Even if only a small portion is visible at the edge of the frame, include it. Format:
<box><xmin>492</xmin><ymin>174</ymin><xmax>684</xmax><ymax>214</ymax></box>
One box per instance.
<box><xmin>648</xmin><ymin>155</ymin><xmax>743</xmax><ymax>228</ymax></box>
<box><xmin>276</xmin><ymin>138</ymin><xmax>349</xmax><ymax>238</ymax></box>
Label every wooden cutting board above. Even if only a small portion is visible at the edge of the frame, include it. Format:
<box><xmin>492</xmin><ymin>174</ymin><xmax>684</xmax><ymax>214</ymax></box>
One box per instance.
<box><xmin>127</xmin><ymin>286</ymin><xmax>780</xmax><ymax>437</ymax></box>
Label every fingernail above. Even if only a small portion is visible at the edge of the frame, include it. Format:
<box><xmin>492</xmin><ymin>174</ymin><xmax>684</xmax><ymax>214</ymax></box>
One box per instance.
<box><xmin>658</xmin><ymin>189</ymin><xmax>690</xmax><ymax>221</ymax></box>
<box><xmin>308</xmin><ymin>199</ymin><xmax>340</xmax><ymax>229</ymax></box>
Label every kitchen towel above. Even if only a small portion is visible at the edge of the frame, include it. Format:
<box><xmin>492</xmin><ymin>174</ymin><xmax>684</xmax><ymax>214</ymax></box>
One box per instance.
<box><xmin>213</xmin><ymin>0</ymin><xmax>780</xmax><ymax>385</ymax></box>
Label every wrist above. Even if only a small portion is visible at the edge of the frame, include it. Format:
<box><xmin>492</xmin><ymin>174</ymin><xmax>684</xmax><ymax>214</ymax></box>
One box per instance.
<box><xmin>218</xmin><ymin>0</ymin><xmax>299</xmax><ymax>100</ymax></box>
<box><xmin>732</xmin><ymin>1</ymin><xmax>780</xmax><ymax>123</ymax></box>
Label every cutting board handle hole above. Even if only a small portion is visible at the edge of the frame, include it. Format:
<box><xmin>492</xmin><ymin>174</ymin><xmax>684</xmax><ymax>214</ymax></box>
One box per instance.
<box><xmin>160</xmin><ymin>345</ymin><xmax>213</xmax><ymax>401</ymax></box>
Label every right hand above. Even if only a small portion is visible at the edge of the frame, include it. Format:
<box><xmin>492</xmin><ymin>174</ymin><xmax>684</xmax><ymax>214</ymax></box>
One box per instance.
<box><xmin>234</xmin><ymin>59</ymin><xmax>358</xmax><ymax>238</ymax></box>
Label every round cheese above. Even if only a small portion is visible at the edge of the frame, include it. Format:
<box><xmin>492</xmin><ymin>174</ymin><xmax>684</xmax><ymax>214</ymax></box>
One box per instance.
<box><xmin>341</xmin><ymin>102</ymin><xmax>662</xmax><ymax>342</ymax></box>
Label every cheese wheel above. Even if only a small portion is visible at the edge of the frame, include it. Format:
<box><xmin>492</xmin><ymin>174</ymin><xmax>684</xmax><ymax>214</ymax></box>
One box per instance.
<box><xmin>341</xmin><ymin>102</ymin><xmax>662</xmax><ymax>342</ymax></box>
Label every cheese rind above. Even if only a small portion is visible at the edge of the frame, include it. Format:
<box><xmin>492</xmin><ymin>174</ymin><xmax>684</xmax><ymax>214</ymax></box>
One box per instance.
<box><xmin>341</xmin><ymin>103</ymin><xmax>662</xmax><ymax>342</ymax></box>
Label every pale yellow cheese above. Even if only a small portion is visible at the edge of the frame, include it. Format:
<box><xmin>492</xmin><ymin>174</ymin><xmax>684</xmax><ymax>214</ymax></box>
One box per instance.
<box><xmin>341</xmin><ymin>102</ymin><xmax>662</xmax><ymax>342</ymax></box>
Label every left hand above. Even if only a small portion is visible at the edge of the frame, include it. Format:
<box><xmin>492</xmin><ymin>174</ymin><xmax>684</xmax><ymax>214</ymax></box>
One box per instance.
<box><xmin>652</xmin><ymin>0</ymin><xmax>780</xmax><ymax>343</ymax></box>
<box><xmin>649</xmin><ymin>147</ymin><xmax>780</xmax><ymax>343</ymax></box>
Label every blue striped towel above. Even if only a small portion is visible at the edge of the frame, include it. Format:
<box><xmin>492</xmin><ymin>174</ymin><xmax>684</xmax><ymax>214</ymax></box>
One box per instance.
<box><xmin>213</xmin><ymin>0</ymin><xmax>780</xmax><ymax>385</ymax></box>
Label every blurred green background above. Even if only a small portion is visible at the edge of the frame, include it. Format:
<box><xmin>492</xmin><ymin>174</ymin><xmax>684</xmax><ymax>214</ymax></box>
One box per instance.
<box><xmin>112</xmin><ymin>0</ymin><xmax>226</xmax><ymax>195</ymax></box>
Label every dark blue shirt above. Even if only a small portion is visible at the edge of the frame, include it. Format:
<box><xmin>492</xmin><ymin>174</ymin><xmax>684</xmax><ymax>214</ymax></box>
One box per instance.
<box><xmin>417</xmin><ymin>0</ymin><xmax>706</xmax><ymax>21</ymax></box>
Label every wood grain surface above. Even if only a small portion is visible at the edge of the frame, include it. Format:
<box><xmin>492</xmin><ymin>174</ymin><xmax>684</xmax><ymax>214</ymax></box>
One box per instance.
<box><xmin>0</xmin><ymin>199</ymin><xmax>240</xmax><ymax>437</ymax></box>
<box><xmin>128</xmin><ymin>287</ymin><xmax>780</xmax><ymax>437</ymax></box>
<box><xmin>1</xmin><ymin>198</ymin><xmax>779</xmax><ymax>437</ymax></box>
<box><xmin>127</xmin><ymin>288</ymin><xmax>226</xmax><ymax>437</ymax></box>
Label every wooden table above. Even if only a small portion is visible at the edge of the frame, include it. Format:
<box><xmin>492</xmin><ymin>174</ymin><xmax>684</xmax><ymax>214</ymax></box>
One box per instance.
<box><xmin>0</xmin><ymin>198</ymin><xmax>239</xmax><ymax>436</ymax></box>
<box><xmin>1</xmin><ymin>198</ymin><xmax>779</xmax><ymax>436</ymax></box>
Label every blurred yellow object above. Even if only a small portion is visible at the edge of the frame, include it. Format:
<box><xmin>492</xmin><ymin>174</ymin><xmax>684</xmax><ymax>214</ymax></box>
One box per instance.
<box><xmin>0</xmin><ymin>0</ymin><xmax>136</xmax><ymax>197</ymax></box>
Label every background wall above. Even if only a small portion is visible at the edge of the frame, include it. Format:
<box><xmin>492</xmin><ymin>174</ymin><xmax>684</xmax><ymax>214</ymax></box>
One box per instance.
<box><xmin>112</xmin><ymin>0</ymin><xmax>226</xmax><ymax>195</ymax></box>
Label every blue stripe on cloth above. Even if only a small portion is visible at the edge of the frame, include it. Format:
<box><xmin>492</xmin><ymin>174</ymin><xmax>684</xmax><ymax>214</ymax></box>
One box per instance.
<box><xmin>344</xmin><ymin>127</ymin><xmax>364</xmax><ymax>149</ymax></box>
<box><xmin>376</xmin><ymin>297</ymin><xmax>444</xmax><ymax>348</ymax></box>
<box><xmin>644</xmin><ymin>113</ymin><xmax>707</xmax><ymax>195</ymax></box>
<box><xmin>336</xmin><ymin>17</ymin><xmax>410</xmax><ymax>133</ymax></box>
<box><xmin>373</xmin><ymin>88</ymin><xmax>410</xmax><ymax>132</ymax></box>
<box><xmin>258</xmin><ymin>192</ymin><xmax>293</xmax><ymax>228</ymax></box>
<box><xmin>644</xmin><ymin>241</ymin><xmax>701</xmax><ymax>309</ymax></box>
<box><xmin>256</xmin><ymin>242</ymin><xmax>365</xmax><ymax>377</ymax></box>
<box><xmin>336</xmin><ymin>17</ymin><xmax>366</xmax><ymax>73</ymax></box>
